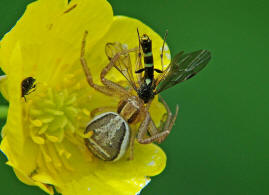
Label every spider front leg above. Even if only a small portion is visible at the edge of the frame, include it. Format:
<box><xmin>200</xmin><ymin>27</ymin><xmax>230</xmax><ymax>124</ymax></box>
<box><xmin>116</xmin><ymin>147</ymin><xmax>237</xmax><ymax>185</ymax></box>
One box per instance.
<box><xmin>155</xmin><ymin>96</ymin><xmax>179</xmax><ymax>143</ymax></box>
<box><xmin>100</xmin><ymin>52</ymin><xmax>130</xmax><ymax>96</ymax></box>
<box><xmin>80</xmin><ymin>31</ymin><xmax>115</xmax><ymax>96</ymax></box>
<box><xmin>100</xmin><ymin>44</ymin><xmax>139</xmax><ymax>95</ymax></box>
<box><xmin>136</xmin><ymin>112</ymin><xmax>152</xmax><ymax>144</ymax></box>
<box><xmin>128</xmin><ymin>129</ymin><xmax>136</xmax><ymax>160</ymax></box>
<box><xmin>90</xmin><ymin>106</ymin><xmax>117</xmax><ymax>118</ymax></box>
<box><xmin>136</xmin><ymin>98</ymin><xmax>179</xmax><ymax>144</ymax></box>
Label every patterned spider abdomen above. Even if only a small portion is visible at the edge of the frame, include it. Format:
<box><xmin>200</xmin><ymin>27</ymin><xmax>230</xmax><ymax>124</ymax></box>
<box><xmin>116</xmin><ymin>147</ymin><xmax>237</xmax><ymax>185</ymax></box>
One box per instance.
<box><xmin>84</xmin><ymin>112</ymin><xmax>130</xmax><ymax>161</ymax></box>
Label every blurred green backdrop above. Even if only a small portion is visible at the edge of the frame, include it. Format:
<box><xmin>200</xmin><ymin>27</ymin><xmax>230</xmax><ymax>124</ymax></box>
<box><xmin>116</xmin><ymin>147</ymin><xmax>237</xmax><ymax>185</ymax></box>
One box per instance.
<box><xmin>0</xmin><ymin>0</ymin><xmax>268</xmax><ymax>195</ymax></box>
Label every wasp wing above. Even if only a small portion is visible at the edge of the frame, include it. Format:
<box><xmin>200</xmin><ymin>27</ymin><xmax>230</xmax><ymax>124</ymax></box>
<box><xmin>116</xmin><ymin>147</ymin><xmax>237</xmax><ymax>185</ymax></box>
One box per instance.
<box><xmin>105</xmin><ymin>42</ymin><xmax>137</xmax><ymax>91</ymax></box>
<box><xmin>154</xmin><ymin>51</ymin><xmax>184</xmax><ymax>88</ymax></box>
<box><xmin>155</xmin><ymin>50</ymin><xmax>211</xmax><ymax>94</ymax></box>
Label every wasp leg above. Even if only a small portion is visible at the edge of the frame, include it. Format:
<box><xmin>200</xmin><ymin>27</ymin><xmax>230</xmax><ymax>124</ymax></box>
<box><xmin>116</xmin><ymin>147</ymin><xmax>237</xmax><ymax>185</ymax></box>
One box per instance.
<box><xmin>80</xmin><ymin>31</ymin><xmax>115</xmax><ymax>96</ymax></box>
<box><xmin>90</xmin><ymin>106</ymin><xmax>116</xmax><ymax>118</ymax></box>
<box><xmin>27</xmin><ymin>87</ymin><xmax>36</xmax><ymax>95</ymax></box>
<box><xmin>100</xmin><ymin>48</ymin><xmax>138</xmax><ymax>95</ymax></box>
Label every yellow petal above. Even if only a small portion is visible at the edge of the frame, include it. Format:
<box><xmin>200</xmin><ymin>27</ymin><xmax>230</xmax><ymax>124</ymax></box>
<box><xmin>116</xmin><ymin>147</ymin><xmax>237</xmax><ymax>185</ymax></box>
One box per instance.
<box><xmin>95</xmin><ymin>143</ymin><xmax>166</xmax><ymax>179</ymax></box>
<box><xmin>0</xmin><ymin>0</ymin><xmax>67</xmax><ymax>74</ymax></box>
<box><xmin>59</xmin><ymin>175</ymin><xmax>150</xmax><ymax>195</ymax></box>
<box><xmin>0</xmin><ymin>75</ymin><xmax>9</xmax><ymax>101</ymax></box>
<box><xmin>13</xmin><ymin>167</ymin><xmax>55</xmax><ymax>195</ymax></box>
<box><xmin>0</xmin><ymin>0</ymin><xmax>114</xmax><ymax>84</ymax></box>
<box><xmin>48</xmin><ymin>141</ymin><xmax>165</xmax><ymax>195</ymax></box>
<box><xmin>0</xmin><ymin>43</ymin><xmax>39</xmax><ymax>184</ymax></box>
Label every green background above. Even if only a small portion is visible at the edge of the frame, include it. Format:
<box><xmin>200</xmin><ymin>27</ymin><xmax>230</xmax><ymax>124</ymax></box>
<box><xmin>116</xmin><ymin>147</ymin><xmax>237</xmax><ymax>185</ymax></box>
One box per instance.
<box><xmin>0</xmin><ymin>0</ymin><xmax>268</xmax><ymax>194</ymax></box>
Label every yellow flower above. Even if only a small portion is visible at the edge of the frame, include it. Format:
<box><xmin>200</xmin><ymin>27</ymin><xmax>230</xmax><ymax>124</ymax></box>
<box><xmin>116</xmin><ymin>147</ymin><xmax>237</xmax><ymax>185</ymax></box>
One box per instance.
<box><xmin>0</xmin><ymin>0</ymin><xmax>171</xmax><ymax>194</ymax></box>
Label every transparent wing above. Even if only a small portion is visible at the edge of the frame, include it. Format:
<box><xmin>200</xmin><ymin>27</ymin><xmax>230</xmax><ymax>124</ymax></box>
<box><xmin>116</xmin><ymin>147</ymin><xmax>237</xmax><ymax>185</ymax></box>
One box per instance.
<box><xmin>134</xmin><ymin>47</ymin><xmax>143</xmax><ymax>85</ymax></box>
<box><xmin>105</xmin><ymin>42</ymin><xmax>137</xmax><ymax>91</ymax></box>
<box><xmin>155</xmin><ymin>50</ymin><xmax>211</xmax><ymax>94</ymax></box>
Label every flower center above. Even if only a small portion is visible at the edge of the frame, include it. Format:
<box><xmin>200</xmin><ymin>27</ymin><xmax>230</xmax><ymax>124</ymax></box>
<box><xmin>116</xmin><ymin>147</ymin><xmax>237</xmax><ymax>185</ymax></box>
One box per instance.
<box><xmin>29</xmin><ymin>86</ymin><xmax>80</xmax><ymax>144</ymax></box>
<box><xmin>23</xmin><ymin>81</ymin><xmax>93</xmax><ymax>173</ymax></box>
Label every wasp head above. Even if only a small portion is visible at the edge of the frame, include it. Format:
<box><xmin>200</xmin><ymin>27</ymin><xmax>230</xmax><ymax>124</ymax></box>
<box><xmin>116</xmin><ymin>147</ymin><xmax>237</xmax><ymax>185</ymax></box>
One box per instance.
<box><xmin>140</xmin><ymin>34</ymin><xmax>152</xmax><ymax>54</ymax></box>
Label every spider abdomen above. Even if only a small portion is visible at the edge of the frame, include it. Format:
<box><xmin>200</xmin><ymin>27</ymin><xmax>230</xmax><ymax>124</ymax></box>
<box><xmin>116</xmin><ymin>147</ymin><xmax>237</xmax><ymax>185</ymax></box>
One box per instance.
<box><xmin>84</xmin><ymin>112</ymin><xmax>130</xmax><ymax>161</ymax></box>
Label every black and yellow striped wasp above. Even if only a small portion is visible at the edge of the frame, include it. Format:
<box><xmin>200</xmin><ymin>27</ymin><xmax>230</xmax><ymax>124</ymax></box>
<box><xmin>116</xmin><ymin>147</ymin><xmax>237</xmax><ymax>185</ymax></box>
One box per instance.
<box><xmin>134</xmin><ymin>29</ymin><xmax>211</xmax><ymax>104</ymax></box>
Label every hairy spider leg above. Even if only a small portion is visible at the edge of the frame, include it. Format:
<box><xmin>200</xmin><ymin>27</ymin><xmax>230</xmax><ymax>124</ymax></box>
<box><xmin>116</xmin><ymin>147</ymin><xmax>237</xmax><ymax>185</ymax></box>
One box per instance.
<box><xmin>81</xmin><ymin>31</ymin><xmax>137</xmax><ymax>97</ymax></box>
<box><xmin>128</xmin><ymin>129</ymin><xmax>136</xmax><ymax>160</ymax></box>
<box><xmin>100</xmin><ymin>48</ymin><xmax>138</xmax><ymax>96</ymax></box>
<box><xmin>137</xmin><ymin>97</ymin><xmax>179</xmax><ymax>144</ymax></box>
<box><xmin>90</xmin><ymin>106</ymin><xmax>117</xmax><ymax>118</ymax></box>
<box><xmin>80</xmin><ymin>31</ymin><xmax>115</xmax><ymax>96</ymax></box>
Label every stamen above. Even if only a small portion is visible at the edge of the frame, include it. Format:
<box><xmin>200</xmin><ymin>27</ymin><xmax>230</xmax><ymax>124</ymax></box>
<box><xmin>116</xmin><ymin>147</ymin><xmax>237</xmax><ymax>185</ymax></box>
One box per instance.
<box><xmin>31</xmin><ymin>119</ymin><xmax>43</xmax><ymax>127</ymax></box>
<box><xmin>82</xmin><ymin>108</ymin><xmax>90</xmax><ymax>116</ymax></box>
<box><xmin>40</xmin><ymin>145</ymin><xmax>52</xmax><ymax>163</ymax></box>
<box><xmin>38</xmin><ymin>124</ymin><xmax>48</xmax><ymax>135</ymax></box>
<box><xmin>47</xmin><ymin>143</ymin><xmax>62</xmax><ymax>168</ymax></box>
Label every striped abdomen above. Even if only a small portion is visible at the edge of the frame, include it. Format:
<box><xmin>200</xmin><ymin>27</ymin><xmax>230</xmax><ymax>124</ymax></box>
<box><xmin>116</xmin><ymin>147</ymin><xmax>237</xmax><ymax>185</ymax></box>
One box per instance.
<box><xmin>141</xmin><ymin>34</ymin><xmax>154</xmax><ymax>86</ymax></box>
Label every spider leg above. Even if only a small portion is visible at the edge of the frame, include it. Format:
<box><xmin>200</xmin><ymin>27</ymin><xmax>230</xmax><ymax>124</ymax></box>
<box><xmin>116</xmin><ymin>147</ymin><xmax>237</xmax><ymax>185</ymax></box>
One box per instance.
<box><xmin>128</xmin><ymin>129</ymin><xmax>136</xmax><ymax>160</ymax></box>
<box><xmin>137</xmin><ymin>113</ymin><xmax>171</xmax><ymax>144</ymax></box>
<box><xmin>80</xmin><ymin>31</ymin><xmax>115</xmax><ymax>96</ymax></box>
<box><xmin>137</xmin><ymin>97</ymin><xmax>179</xmax><ymax>144</ymax></box>
<box><xmin>156</xmin><ymin>96</ymin><xmax>179</xmax><ymax>143</ymax></box>
<box><xmin>147</xmin><ymin>120</ymin><xmax>158</xmax><ymax>136</ymax></box>
<box><xmin>90</xmin><ymin>106</ymin><xmax>116</xmax><ymax>118</ymax></box>
<box><xmin>136</xmin><ymin>112</ymin><xmax>152</xmax><ymax>144</ymax></box>
<box><xmin>100</xmin><ymin>53</ymin><xmax>131</xmax><ymax>96</ymax></box>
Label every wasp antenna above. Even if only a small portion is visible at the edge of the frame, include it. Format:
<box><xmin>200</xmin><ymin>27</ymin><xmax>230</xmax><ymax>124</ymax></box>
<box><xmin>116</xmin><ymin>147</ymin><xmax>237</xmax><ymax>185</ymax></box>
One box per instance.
<box><xmin>137</xmin><ymin>28</ymin><xmax>140</xmax><ymax>37</ymax></box>
<box><xmin>165</xmin><ymin>29</ymin><xmax>168</xmax><ymax>36</ymax></box>
<box><xmin>137</xmin><ymin>28</ymin><xmax>141</xmax><ymax>48</ymax></box>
